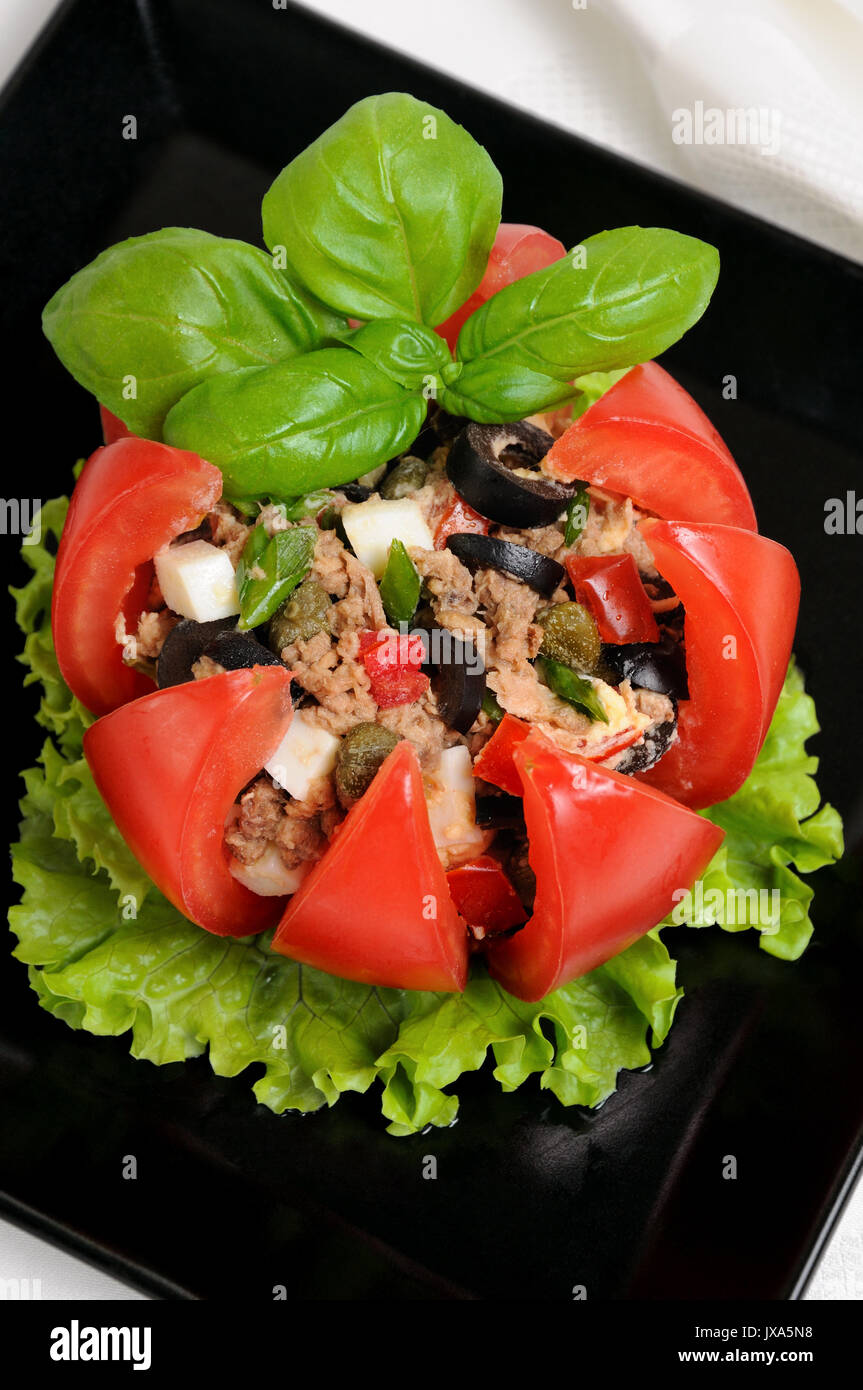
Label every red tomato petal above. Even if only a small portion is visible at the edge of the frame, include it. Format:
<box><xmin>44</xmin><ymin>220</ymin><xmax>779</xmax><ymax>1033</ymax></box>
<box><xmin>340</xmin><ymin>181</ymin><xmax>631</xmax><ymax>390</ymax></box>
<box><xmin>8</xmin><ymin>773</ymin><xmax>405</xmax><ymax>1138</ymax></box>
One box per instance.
<box><xmin>84</xmin><ymin>667</ymin><xmax>295</xmax><ymax>936</ymax></box>
<box><xmin>53</xmin><ymin>438</ymin><xmax>222</xmax><ymax>716</ymax></box>
<box><xmin>273</xmin><ymin>741</ymin><xmax>468</xmax><ymax>991</ymax></box>
<box><xmin>545</xmin><ymin>362</ymin><xmax>758</xmax><ymax>531</ymax></box>
<box><xmin>636</xmin><ymin>519</ymin><xmax>799</xmax><ymax>807</ymax></box>
<box><xmin>483</xmin><ymin>732</ymin><xmax>724</xmax><ymax>1001</ymax></box>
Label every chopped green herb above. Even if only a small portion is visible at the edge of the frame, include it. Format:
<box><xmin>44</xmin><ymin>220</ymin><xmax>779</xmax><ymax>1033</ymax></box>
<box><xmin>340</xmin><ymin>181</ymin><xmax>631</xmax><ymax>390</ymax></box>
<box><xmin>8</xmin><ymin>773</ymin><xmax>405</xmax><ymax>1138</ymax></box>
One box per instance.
<box><xmin>236</xmin><ymin>525</ymin><xmax>316</xmax><ymax>631</ymax></box>
<box><xmin>536</xmin><ymin>655</ymin><xmax>609</xmax><ymax>723</ymax></box>
<box><xmin>379</xmin><ymin>539</ymin><xmax>421</xmax><ymax>626</ymax></box>
<box><xmin>564</xmin><ymin>487</ymin><xmax>590</xmax><ymax>546</ymax></box>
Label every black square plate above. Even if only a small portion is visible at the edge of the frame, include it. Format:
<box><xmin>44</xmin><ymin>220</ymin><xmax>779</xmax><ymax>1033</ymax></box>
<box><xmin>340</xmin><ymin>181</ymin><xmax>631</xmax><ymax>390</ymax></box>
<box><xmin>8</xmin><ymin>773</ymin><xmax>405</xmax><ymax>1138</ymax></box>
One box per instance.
<box><xmin>1</xmin><ymin>0</ymin><xmax>861</xmax><ymax>1301</ymax></box>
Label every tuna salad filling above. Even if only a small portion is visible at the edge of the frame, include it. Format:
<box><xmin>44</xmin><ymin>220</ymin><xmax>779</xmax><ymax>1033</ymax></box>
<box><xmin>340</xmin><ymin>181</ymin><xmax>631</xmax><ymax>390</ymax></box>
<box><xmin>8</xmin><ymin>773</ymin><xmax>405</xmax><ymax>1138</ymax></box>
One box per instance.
<box><xmin>115</xmin><ymin>410</ymin><xmax>684</xmax><ymax>934</ymax></box>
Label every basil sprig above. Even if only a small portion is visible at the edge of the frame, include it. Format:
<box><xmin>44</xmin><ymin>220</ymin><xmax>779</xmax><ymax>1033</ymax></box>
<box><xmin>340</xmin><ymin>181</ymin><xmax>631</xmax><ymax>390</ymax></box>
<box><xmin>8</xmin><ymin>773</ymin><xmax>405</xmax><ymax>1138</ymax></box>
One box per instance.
<box><xmin>42</xmin><ymin>228</ymin><xmax>344</xmax><ymax>439</ymax></box>
<box><xmin>379</xmin><ymin>540</ymin><xmax>421</xmax><ymax>626</ymax></box>
<box><xmin>236</xmin><ymin>524</ymin><xmax>316</xmax><ymax>630</ymax></box>
<box><xmin>536</xmin><ymin>656</ymin><xmax>609</xmax><ymax>724</ymax></box>
<box><xmin>164</xmin><ymin>348</ymin><xmax>426</xmax><ymax>496</ymax></box>
<box><xmin>446</xmin><ymin>228</ymin><xmax>719</xmax><ymax>420</ymax></box>
<box><xmin>262</xmin><ymin>92</ymin><xmax>503</xmax><ymax>324</ymax></box>
<box><xmin>42</xmin><ymin>94</ymin><xmax>721</xmax><ymax>506</ymax></box>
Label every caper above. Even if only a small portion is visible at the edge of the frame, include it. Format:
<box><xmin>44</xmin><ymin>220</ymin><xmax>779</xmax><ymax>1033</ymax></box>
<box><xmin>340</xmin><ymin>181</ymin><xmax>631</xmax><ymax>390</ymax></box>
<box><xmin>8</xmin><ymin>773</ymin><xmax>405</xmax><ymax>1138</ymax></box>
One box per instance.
<box><xmin>268</xmin><ymin>578</ymin><xmax>331</xmax><ymax>655</ymax></box>
<box><xmin>335</xmin><ymin>723</ymin><xmax>401</xmax><ymax>806</ymax></box>
<box><xmin>380</xmin><ymin>455</ymin><xmax>429</xmax><ymax>499</ymax></box>
<box><xmin>538</xmin><ymin>602</ymin><xmax>601</xmax><ymax>674</ymax></box>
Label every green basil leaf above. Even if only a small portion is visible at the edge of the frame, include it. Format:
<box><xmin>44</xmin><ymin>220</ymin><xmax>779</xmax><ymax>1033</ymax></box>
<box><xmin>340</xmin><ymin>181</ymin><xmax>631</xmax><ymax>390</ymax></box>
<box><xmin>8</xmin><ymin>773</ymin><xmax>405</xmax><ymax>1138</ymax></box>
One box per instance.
<box><xmin>282</xmin><ymin>490</ymin><xmax>339</xmax><ymax>520</ymax></box>
<box><xmin>42</xmin><ymin>228</ymin><xmax>346</xmax><ymax>440</ymax></box>
<box><xmin>536</xmin><ymin>656</ymin><xmax>609</xmax><ymax>724</ymax></box>
<box><xmin>338</xmin><ymin>319</ymin><xmax>451</xmax><ymax>390</ymax></box>
<box><xmin>164</xmin><ymin>348</ymin><xmax>426</xmax><ymax>496</ymax></box>
<box><xmin>379</xmin><ymin>540</ymin><xmax>421</xmax><ymax>626</ymax></box>
<box><xmin>437</xmin><ymin>358</ymin><xmax>576</xmax><ymax>423</ymax></box>
<box><xmin>262</xmin><ymin>93</ymin><xmax>502</xmax><ymax>324</ymax></box>
<box><xmin>481</xmin><ymin>689</ymin><xmax>505</xmax><ymax>724</ymax></box>
<box><xmin>236</xmin><ymin>525</ymin><xmax>316</xmax><ymax>630</ymax></box>
<box><xmin>455</xmin><ymin>227</ymin><xmax>719</xmax><ymax>381</ymax></box>
<box><xmin>564</xmin><ymin>488</ymin><xmax>590</xmax><ymax>546</ymax></box>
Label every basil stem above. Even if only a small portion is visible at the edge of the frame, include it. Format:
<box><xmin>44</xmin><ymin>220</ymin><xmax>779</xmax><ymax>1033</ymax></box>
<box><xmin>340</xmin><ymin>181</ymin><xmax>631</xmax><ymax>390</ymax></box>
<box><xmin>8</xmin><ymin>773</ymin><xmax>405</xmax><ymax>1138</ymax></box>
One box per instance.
<box><xmin>564</xmin><ymin>488</ymin><xmax>590</xmax><ymax>546</ymax></box>
<box><xmin>379</xmin><ymin>540</ymin><xmax>421</xmax><ymax>626</ymax></box>
<box><xmin>536</xmin><ymin>656</ymin><xmax>609</xmax><ymax>723</ymax></box>
<box><xmin>236</xmin><ymin>525</ymin><xmax>316</xmax><ymax>631</ymax></box>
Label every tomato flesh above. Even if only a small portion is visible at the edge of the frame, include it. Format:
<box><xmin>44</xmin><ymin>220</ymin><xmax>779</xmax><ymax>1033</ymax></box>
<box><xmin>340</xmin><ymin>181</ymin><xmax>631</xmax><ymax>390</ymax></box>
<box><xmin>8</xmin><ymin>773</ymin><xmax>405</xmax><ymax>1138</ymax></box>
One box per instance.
<box><xmin>446</xmin><ymin>856</ymin><xmax>527</xmax><ymax>935</ymax></box>
<box><xmin>359</xmin><ymin>629</ymin><xmax>430</xmax><ymax>708</ymax></box>
<box><xmin>53</xmin><ymin>437</ymin><xmax>222</xmax><ymax>716</ymax></box>
<box><xmin>484</xmin><ymin>732</ymin><xmax>725</xmax><ymax>1001</ymax></box>
<box><xmin>636</xmin><ymin>519</ymin><xmax>800</xmax><ymax>807</ymax></box>
<box><xmin>545</xmin><ymin>362</ymin><xmax>758</xmax><ymax>530</ymax></box>
<box><xmin>434</xmin><ymin>495</ymin><xmax>489</xmax><ymax>549</ymax></box>
<box><xmin>273</xmin><ymin>741</ymin><xmax>469</xmax><ymax>990</ymax></box>
<box><xmin>83</xmin><ymin>667</ymin><xmax>295</xmax><ymax>936</ymax></box>
<box><xmin>565</xmin><ymin>553</ymin><xmax>659</xmax><ymax>644</ymax></box>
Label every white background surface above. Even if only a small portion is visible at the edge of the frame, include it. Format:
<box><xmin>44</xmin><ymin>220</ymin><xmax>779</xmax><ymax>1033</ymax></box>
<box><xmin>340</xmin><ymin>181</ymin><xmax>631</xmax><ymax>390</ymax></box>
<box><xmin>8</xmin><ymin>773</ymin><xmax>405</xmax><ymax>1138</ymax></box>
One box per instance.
<box><xmin>0</xmin><ymin>0</ymin><xmax>860</xmax><ymax>1301</ymax></box>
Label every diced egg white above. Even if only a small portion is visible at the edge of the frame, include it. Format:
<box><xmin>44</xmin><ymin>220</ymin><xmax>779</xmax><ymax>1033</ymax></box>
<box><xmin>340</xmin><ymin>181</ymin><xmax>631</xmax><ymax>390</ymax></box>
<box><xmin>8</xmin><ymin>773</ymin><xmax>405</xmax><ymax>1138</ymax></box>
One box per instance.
<box><xmin>265</xmin><ymin>709</ymin><xmax>340</xmax><ymax>802</ymax></box>
<box><xmin>423</xmin><ymin>744</ymin><xmax>492</xmax><ymax>870</ymax></box>
<box><xmin>341</xmin><ymin>497</ymin><xmax>434</xmax><ymax>577</ymax></box>
<box><xmin>154</xmin><ymin>540</ymin><xmax>240</xmax><ymax>621</ymax></box>
<box><xmin>229</xmin><ymin>847</ymin><xmax>310</xmax><ymax>897</ymax></box>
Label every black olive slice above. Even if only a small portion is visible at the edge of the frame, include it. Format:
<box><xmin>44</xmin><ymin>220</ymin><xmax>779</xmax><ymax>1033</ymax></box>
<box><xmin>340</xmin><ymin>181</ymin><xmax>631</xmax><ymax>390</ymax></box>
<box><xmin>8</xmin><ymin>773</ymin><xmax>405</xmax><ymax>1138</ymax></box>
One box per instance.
<box><xmin>202</xmin><ymin>630</ymin><xmax>282</xmax><ymax>672</ymax></box>
<box><xmin>446</xmin><ymin>533</ymin><xmax>565</xmax><ymax>597</ymax></box>
<box><xmin>614</xmin><ymin>705</ymin><xmax>679</xmax><ymax>774</ymax></box>
<box><xmin>425</xmin><ymin>632</ymin><xmax>486</xmax><ymax>734</ymax></box>
<box><xmin>475</xmin><ymin>794</ymin><xmax>525</xmax><ymax>829</ymax></box>
<box><xmin>447</xmin><ymin>420</ymin><xmax>579</xmax><ymax>527</ymax></box>
<box><xmin>339</xmin><ymin>482</ymin><xmax>373</xmax><ymax>502</ymax></box>
<box><xmin>156</xmin><ymin>617</ymin><xmax>239</xmax><ymax>688</ymax></box>
<box><xmin>601</xmin><ymin>632</ymin><xmax>689</xmax><ymax>701</ymax></box>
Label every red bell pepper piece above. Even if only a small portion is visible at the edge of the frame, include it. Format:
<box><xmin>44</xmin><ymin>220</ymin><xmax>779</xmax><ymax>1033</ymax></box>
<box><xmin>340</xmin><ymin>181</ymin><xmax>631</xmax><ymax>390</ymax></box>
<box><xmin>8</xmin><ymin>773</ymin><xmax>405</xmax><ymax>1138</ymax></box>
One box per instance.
<box><xmin>99</xmin><ymin>404</ymin><xmax>133</xmax><ymax>444</ymax></box>
<box><xmin>358</xmin><ymin>629</ymin><xmax>430</xmax><ymax>709</ymax></box>
<box><xmin>483</xmin><ymin>732</ymin><xmax>725</xmax><ymax>1001</ymax></box>
<box><xmin>545</xmin><ymin>362</ymin><xmax>757</xmax><ymax>530</ymax></box>
<box><xmin>434</xmin><ymin>495</ymin><xmax>490</xmax><ymax>549</ymax></box>
<box><xmin>472</xmin><ymin>713</ymin><xmax>531</xmax><ymax>796</ymax></box>
<box><xmin>446</xmin><ymin>856</ymin><xmax>527</xmax><ymax>936</ymax></box>
<box><xmin>636</xmin><ymin>519</ymin><xmax>800</xmax><ymax>808</ymax></box>
<box><xmin>436</xmin><ymin>223</ymin><xmax>567</xmax><ymax>352</ymax></box>
<box><xmin>83</xmin><ymin>667</ymin><xmax>295</xmax><ymax>936</ymax></box>
<box><xmin>565</xmin><ymin>553</ymin><xmax>660</xmax><ymax>644</ymax></box>
<box><xmin>273</xmin><ymin>741</ymin><xmax>469</xmax><ymax>990</ymax></box>
<box><xmin>53</xmin><ymin>437</ymin><xmax>223</xmax><ymax>716</ymax></box>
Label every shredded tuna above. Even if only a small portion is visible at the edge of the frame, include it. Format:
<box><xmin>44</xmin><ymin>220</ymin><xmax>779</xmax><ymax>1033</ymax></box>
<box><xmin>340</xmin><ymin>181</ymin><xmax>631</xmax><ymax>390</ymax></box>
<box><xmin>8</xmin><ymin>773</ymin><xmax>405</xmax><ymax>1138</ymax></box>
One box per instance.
<box><xmin>412</xmin><ymin>454</ymin><xmax>455</xmax><ymax>530</ymax></box>
<box><xmin>208</xmin><ymin>501</ymin><xmax>252</xmax><ymax>565</ymax></box>
<box><xmin>284</xmin><ymin>629</ymin><xmax>378</xmax><ymax>737</ymax></box>
<box><xmin>409</xmin><ymin>546</ymin><xmax>477</xmax><ymax>616</ymax></box>
<box><xmin>377</xmin><ymin>689</ymin><xmax>457</xmax><ymax>765</ymax></box>
<box><xmin>475</xmin><ymin>568</ymin><xmax>543</xmax><ymax>666</ymax></box>
<box><xmin>311</xmin><ymin>529</ymin><xmax>386</xmax><ymax>632</ymax></box>
<box><xmin>134</xmin><ymin>609</ymin><xmax>177</xmax><ymax>660</ymax></box>
<box><xmin>191</xmin><ymin>653</ymin><xmax>225</xmax><ymax>680</ymax></box>
<box><xmin>225</xmin><ymin>773</ymin><xmax>341</xmax><ymax>871</ymax></box>
<box><xmin>494</xmin><ymin>522</ymin><xmax>567</xmax><ymax>561</ymax></box>
<box><xmin>578</xmin><ymin>491</ymin><xmax>657</xmax><ymax>576</ymax></box>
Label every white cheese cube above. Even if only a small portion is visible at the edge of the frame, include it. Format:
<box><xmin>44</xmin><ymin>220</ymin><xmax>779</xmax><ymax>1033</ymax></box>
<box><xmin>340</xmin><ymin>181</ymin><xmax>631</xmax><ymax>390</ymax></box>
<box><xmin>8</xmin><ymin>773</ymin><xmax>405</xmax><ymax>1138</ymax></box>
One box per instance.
<box><xmin>154</xmin><ymin>540</ymin><xmax>240</xmax><ymax>621</ymax></box>
<box><xmin>341</xmin><ymin>497</ymin><xmax>434</xmax><ymax>578</ymax></box>
<box><xmin>229</xmin><ymin>847</ymin><xmax>310</xmax><ymax>897</ymax></box>
<box><xmin>423</xmin><ymin>744</ymin><xmax>491</xmax><ymax>869</ymax></box>
<box><xmin>265</xmin><ymin>709</ymin><xmax>340</xmax><ymax>802</ymax></box>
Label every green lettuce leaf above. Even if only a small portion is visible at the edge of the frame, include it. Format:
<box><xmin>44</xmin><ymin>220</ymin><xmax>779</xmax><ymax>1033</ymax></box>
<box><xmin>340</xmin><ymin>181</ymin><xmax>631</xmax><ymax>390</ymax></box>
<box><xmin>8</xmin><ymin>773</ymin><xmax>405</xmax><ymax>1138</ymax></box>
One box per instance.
<box><xmin>7</xmin><ymin>491</ymin><xmax>843</xmax><ymax>1133</ymax></box>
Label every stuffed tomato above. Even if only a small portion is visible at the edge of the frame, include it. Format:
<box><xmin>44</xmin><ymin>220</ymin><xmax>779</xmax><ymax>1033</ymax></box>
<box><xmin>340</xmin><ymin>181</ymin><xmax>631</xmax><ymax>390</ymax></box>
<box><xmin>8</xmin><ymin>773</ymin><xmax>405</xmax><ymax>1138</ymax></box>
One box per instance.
<box><xmin>67</xmin><ymin>362</ymin><xmax>796</xmax><ymax>999</ymax></box>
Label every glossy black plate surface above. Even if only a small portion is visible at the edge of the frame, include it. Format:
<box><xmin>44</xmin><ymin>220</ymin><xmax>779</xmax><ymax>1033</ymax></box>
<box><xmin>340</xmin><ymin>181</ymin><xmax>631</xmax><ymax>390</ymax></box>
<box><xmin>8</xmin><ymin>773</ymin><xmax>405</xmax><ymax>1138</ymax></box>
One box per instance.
<box><xmin>1</xmin><ymin>0</ymin><xmax>861</xmax><ymax>1300</ymax></box>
